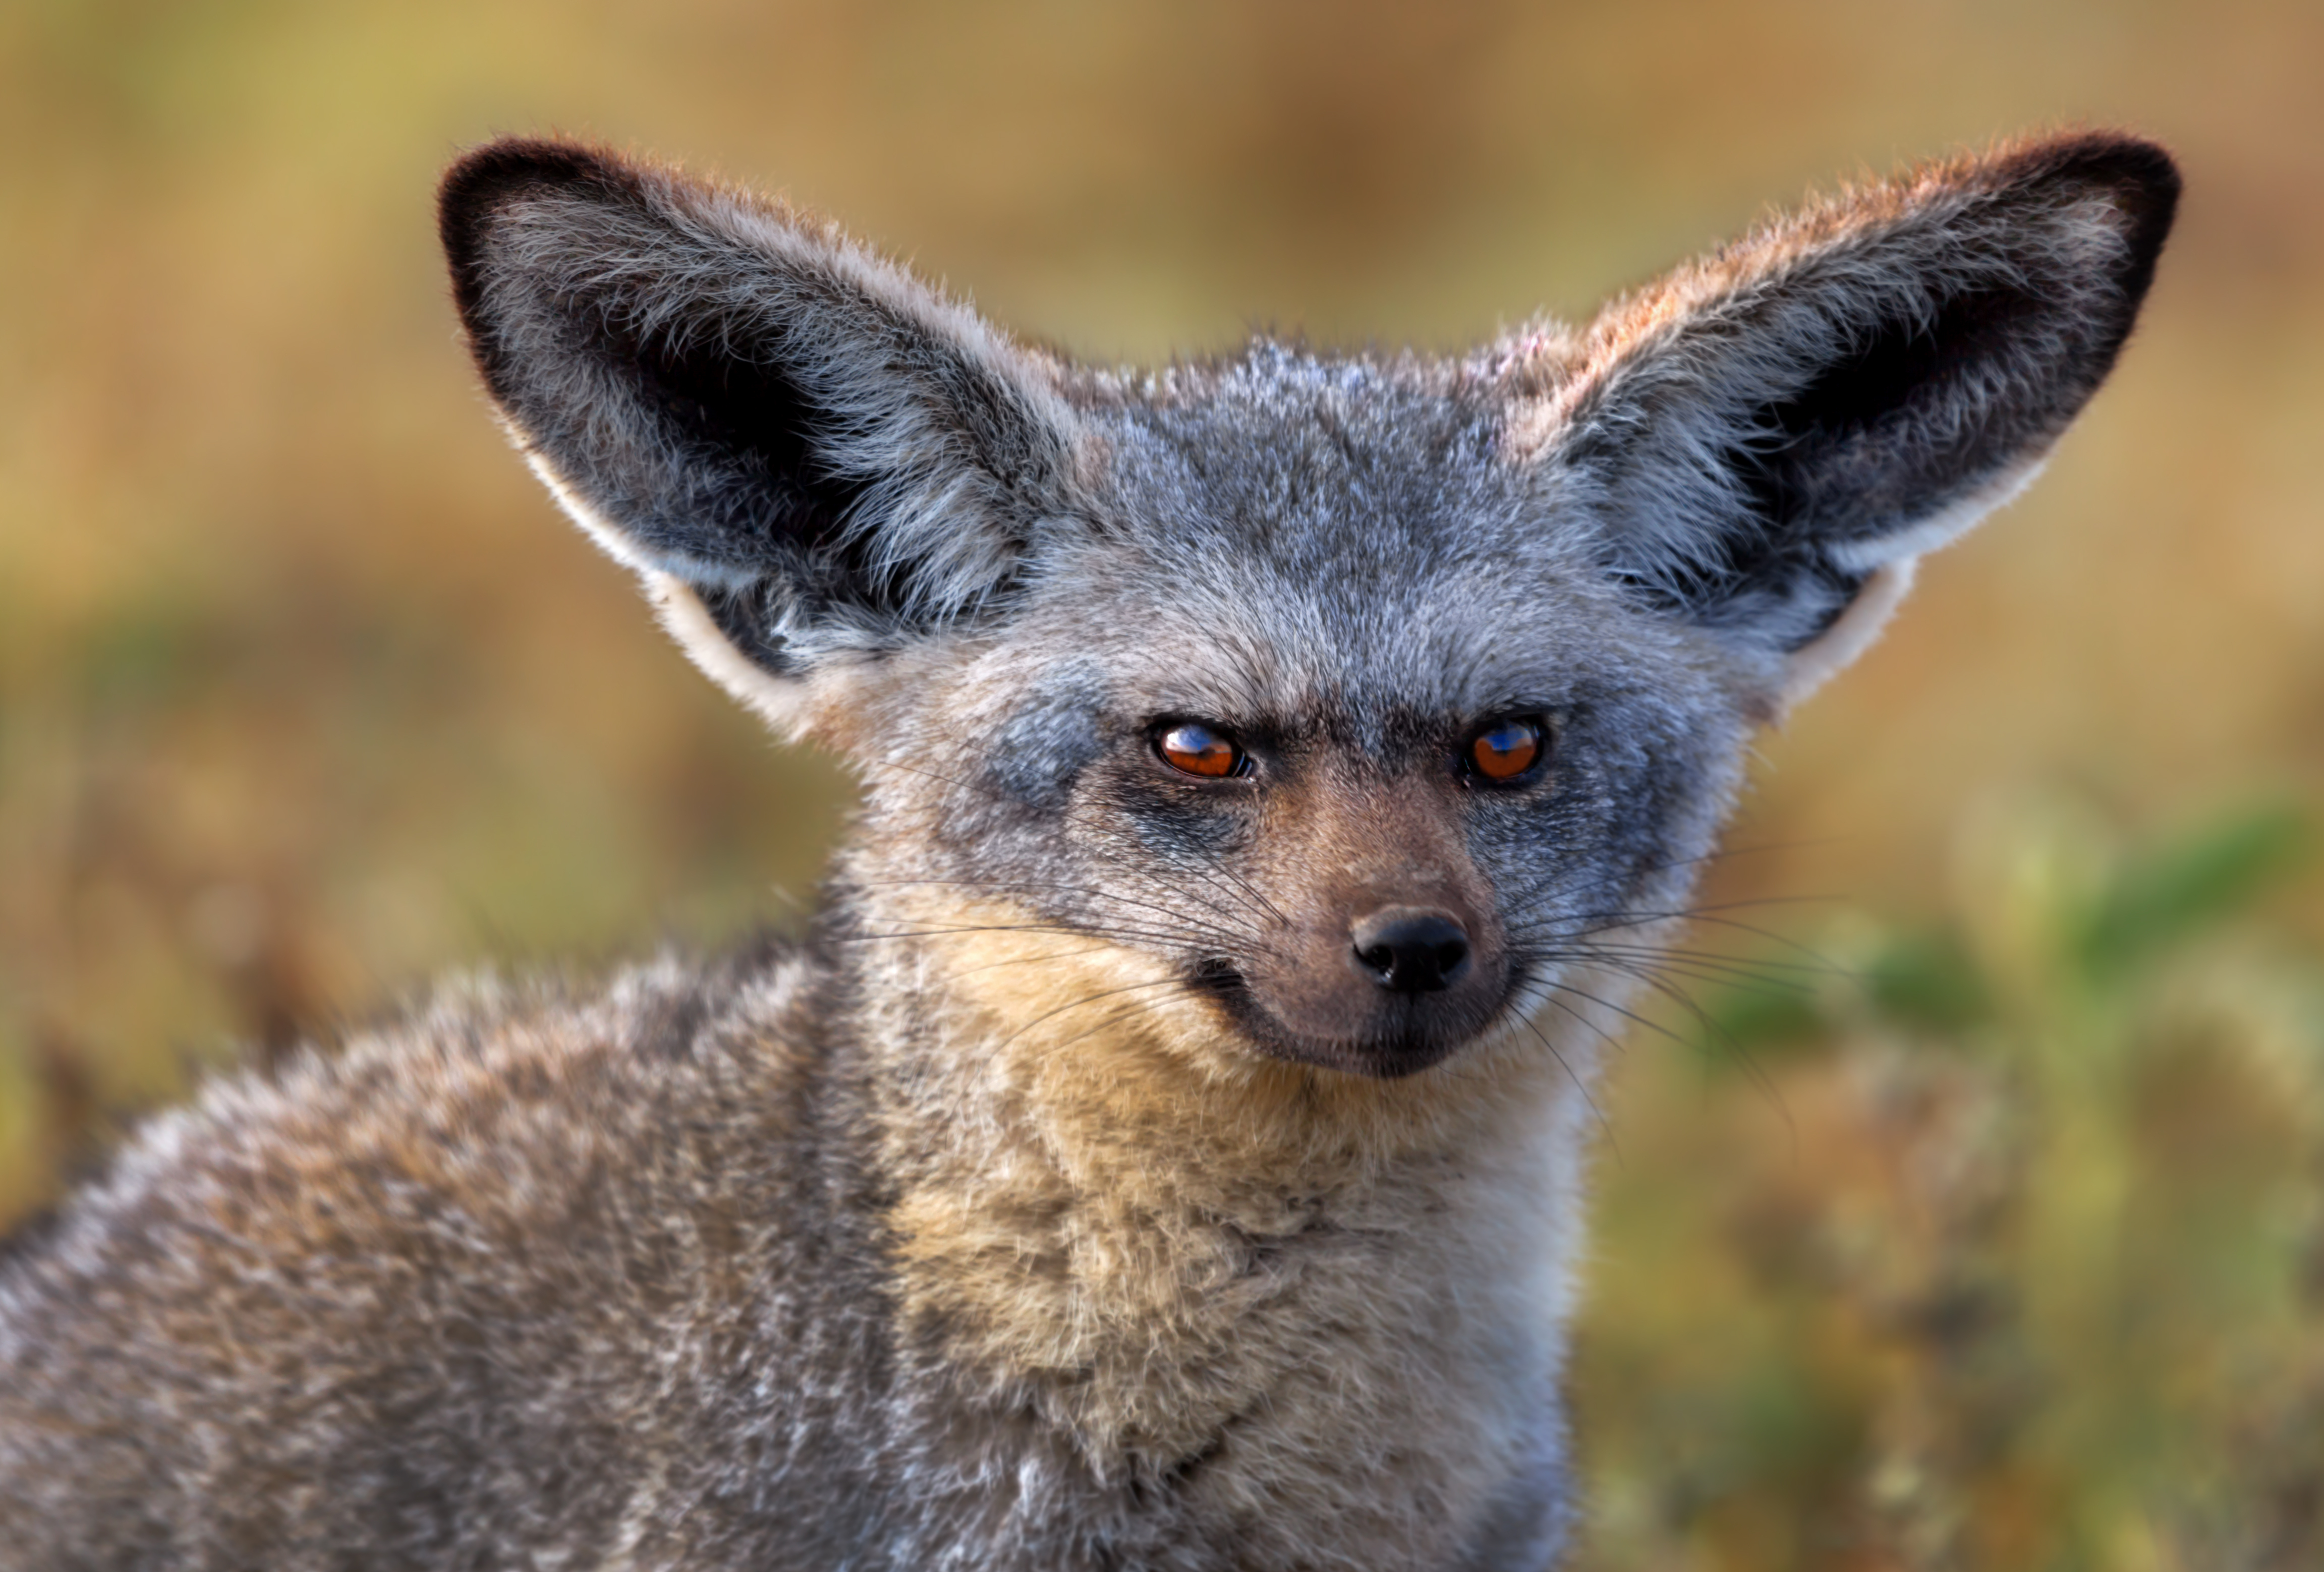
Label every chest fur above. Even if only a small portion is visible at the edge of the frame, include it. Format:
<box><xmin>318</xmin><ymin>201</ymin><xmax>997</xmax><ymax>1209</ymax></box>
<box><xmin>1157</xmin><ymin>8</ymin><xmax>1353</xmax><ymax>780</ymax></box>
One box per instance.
<box><xmin>860</xmin><ymin>913</ymin><xmax>1597</xmax><ymax>1566</ymax></box>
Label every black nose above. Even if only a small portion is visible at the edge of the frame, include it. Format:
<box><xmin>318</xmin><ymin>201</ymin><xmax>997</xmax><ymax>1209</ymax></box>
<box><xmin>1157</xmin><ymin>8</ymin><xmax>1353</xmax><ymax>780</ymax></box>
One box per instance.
<box><xmin>1349</xmin><ymin>908</ymin><xmax>1472</xmax><ymax>995</ymax></box>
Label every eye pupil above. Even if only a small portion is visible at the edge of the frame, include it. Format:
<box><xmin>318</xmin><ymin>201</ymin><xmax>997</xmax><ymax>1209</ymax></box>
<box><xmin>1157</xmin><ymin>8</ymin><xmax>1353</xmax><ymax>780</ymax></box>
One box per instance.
<box><xmin>1159</xmin><ymin>723</ymin><xmax>1243</xmax><ymax>778</ymax></box>
<box><xmin>1469</xmin><ymin>719</ymin><xmax>1543</xmax><ymax>782</ymax></box>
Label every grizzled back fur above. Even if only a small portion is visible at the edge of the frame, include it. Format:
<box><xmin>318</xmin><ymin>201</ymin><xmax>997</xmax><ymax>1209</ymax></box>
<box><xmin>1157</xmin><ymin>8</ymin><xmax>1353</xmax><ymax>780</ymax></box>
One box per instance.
<box><xmin>0</xmin><ymin>134</ymin><xmax>2175</xmax><ymax>1570</ymax></box>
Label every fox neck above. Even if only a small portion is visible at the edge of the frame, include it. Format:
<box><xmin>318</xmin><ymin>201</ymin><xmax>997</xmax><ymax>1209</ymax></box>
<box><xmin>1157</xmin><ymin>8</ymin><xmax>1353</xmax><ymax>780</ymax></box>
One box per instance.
<box><xmin>842</xmin><ymin>881</ymin><xmax>1616</xmax><ymax>1490</ymax></box>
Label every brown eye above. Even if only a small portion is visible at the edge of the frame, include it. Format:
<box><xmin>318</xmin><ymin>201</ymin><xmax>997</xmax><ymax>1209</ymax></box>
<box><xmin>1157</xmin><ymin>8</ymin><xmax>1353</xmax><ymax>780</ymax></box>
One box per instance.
<box><xmin>1467</xmin><ymin>718</ymin><xmax>1544</xmax><ymax>782</ymax></box>
<box><xmin>1157</xmin><ymin>722</ymin><xmax>1245</xmax><ymax>779</ymax></box>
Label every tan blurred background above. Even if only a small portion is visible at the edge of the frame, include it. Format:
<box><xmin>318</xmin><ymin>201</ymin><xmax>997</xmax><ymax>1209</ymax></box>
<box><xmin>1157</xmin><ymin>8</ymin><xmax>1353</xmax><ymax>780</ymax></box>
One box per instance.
<box><xmin>3</xmin><ymin>2</ymin><xmax>2319</xmax><ymax>1566</ymax></box>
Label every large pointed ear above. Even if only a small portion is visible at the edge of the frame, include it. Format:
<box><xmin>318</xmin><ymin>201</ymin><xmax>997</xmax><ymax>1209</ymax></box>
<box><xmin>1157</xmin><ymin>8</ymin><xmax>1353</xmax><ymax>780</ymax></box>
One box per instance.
<box><xmin>1519</xmin><ymin>133</ymin><xmax>2178</xmax><ymax>705</ymax></box>
<box><xmin>438</xmin><ymin>139</ymin><xmax>1086</xmax><ymax>734</ymax></box>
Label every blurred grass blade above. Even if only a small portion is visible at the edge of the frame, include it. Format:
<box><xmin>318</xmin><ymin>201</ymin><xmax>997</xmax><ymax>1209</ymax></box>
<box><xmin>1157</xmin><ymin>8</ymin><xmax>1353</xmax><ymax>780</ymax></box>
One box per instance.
<box><xmin>1866</xmin><ymin>925</ymin><xmax>1993</xmax><ymax>1033</ymax></box>
<box><xmin>2079</xmin><ymin>802</ymin><xmax>2312</xmax><ymax>979</ymax></box>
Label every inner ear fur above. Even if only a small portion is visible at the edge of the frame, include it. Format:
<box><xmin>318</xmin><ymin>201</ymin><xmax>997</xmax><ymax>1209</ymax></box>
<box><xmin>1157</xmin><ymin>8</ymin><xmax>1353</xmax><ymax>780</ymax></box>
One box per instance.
<box><xmin>1527</xmin><ymin>133</ymin><xmax>2178</xmax><ymax>666</ymax></box>
<box><xmin>439</xmin><ymin>139</ymin><xmax>1084</xmax><ymax>688</ymax></box>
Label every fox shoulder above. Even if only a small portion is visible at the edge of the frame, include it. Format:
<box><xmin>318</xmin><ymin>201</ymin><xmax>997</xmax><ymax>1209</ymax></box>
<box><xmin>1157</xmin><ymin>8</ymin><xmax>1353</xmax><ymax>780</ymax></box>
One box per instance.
<box><xmin>0</xmin><ymin>941</ymin><xmax>897</xmax><ymax>1564</ymax></box>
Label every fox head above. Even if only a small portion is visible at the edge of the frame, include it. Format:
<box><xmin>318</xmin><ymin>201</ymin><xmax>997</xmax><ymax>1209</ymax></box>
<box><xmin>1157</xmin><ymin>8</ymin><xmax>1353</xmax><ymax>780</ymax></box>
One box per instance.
<box><xmin>441</xmin><ymin>135</ymin><xmax>2174</xmax><ymax>1083</ymax></box>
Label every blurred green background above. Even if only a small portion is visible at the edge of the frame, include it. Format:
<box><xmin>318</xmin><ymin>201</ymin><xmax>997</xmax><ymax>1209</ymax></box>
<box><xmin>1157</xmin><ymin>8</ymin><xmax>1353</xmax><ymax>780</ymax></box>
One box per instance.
<box><xmin>2</xmin><ymin>2</ymin><xmax>2319</xmax><ymax>1566</ymax></box>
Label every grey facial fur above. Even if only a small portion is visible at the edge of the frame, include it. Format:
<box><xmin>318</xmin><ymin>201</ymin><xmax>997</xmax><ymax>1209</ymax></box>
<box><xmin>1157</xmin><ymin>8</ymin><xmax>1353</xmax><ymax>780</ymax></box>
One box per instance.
<box><xmin>0</xmin><ymin>133</ymin><xmax>2177</xmax><ymax>1570</ymax></box>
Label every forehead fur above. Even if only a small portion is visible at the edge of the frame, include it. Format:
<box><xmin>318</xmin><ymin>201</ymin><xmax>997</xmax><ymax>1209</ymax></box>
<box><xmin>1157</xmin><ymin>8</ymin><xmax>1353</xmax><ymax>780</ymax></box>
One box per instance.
<box><xmin>996</xmin><ymin>343</ymin><xmax>1719</xmax><ymax>730</ymax></box>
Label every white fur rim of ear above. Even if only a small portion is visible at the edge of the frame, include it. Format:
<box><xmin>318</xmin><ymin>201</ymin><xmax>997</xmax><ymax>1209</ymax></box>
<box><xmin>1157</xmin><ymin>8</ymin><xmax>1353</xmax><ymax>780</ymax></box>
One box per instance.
<box><xmin>1779</xmin><ymin>557</ymin><xmax>1917</xmax><ymax>709</ymax></box>
<box><xmin>648</xmin><ymin>572</ymin><xmax>815</xmax><ymax>735</ymax></box>
<box><xmin>1783</xmin><ymin>452</ymin><xmax>2052</xmax><ymax>709</ymax></box>
<box><xmin>1824</xmin><ymin>455</ymin><xmax>2049</xmax><ymax>577</ymax></box>
<box><xmin>515</xmin><ymin>443</ymin><xmax>817</xmax><ymax>733</ymax></box>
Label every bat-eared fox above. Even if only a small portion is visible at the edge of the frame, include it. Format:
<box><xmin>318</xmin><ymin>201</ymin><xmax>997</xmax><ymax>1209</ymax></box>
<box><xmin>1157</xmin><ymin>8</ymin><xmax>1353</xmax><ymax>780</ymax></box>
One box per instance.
<box><xmin>0</xmin><ymin>132</ymin><xmax>2176</xmax><ymax>1568</ymax></box>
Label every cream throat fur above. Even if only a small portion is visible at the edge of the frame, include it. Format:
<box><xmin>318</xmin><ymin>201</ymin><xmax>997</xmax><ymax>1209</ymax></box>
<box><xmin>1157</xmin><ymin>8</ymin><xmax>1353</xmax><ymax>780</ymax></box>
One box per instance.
<box><xmin>855</xmin><ymin>883</ymin><xmax>1598</xmax><ymax>1552</ymax></box>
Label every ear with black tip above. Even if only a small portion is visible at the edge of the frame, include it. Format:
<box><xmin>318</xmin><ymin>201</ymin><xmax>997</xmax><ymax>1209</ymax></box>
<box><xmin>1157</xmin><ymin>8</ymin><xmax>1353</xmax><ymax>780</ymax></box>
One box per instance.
<box><xmin>439</xmin><ymin>138</ymin><xmax>1084</xmax><ymax>732</ymax></box>
<box><xmin>1528</xmin><ymin>133</ymin><xmax>2178</xmax><ymax>703</ymax></box>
